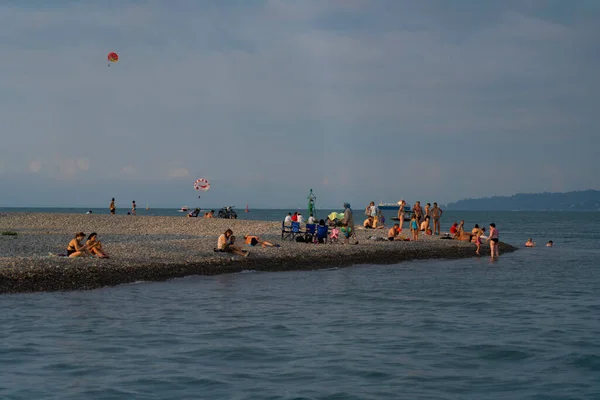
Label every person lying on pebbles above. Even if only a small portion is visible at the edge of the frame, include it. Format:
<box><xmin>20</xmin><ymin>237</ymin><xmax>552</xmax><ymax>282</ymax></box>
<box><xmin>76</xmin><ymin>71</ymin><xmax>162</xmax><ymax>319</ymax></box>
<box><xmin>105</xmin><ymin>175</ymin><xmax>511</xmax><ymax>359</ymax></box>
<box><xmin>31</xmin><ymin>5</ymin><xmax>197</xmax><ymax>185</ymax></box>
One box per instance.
<box><xmin>215</xmin><ymin>229</ymin><xmax>249</xmax><ymax>257</ymax></box>
<box><xmin>243</xmin><ymin>235</ymin><xmax>280</xmax><ymax>248</ymax></box>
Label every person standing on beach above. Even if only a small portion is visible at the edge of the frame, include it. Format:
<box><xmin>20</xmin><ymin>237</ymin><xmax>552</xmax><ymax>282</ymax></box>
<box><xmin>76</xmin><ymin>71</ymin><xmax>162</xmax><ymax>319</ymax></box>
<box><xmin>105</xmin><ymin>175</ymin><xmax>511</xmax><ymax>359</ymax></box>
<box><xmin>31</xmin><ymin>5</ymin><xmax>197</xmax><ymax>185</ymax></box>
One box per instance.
<box><xmin>131</xmin><ymin>200</ymin><xmax>137</xmax><ymax>216</ymax></box>
<box><xmin>487</xmin><ymin>223</ymin><xmax>499</xmax><ymax>257</ymax></box>
<box><xmin>412</xmin><ymin>201</ymin><xmax>423</xmax><ymax>224</ymax></box>
<box><xmin>397</xmin><ymin>200</ymin><xmax>406</xmax><ymax>230</ymax></box>
<box><xmin>343</xmin><ymin>203</ymin><xmax>358</xmax><ymax>245</ymax></box>
<box><xmin>410</xmin><ymin>214</ymin><xmax>419</xmax><ymax>241</ymax></box>
<box><xmin>424</xmin><ymin>203</ymin><xmax>431</xmax><ymax>230</ymax></box>
<box><xmin>365</xmin><ymin>201</ymin><xmax>380</xmax><ymax>228</ymax></box>
<box><xmin>109</xmin><ymin>198</ymin><xmax>116</xmax><ymax>215</ymax></box>
<box><xmin>431</xmin><ymin>202</ymin><xmax>443</xmax><ymax>235</ymax></box>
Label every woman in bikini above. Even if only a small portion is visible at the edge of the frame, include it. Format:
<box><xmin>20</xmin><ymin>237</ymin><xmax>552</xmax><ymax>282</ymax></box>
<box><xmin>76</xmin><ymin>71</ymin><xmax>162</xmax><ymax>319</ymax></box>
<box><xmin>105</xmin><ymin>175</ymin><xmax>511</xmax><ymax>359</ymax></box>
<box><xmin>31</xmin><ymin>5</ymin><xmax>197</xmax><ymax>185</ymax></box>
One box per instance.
<box><xmin>397</xmin><ymin>200</ymin><xmax>406</xmax><ymax>230</ymax></box>
<box><xmin>487</xmin><ymin>223</ymin><xmax>499</xmax><ymax>257</ymax></box>
<box><xmin>86</xmin><ymin>232</ymin><xmax>109</xmax><ymax>258</ymax></box>
<box><xmin>243</xmin><ymin>235</ymin><xmax>278</xmax><ymax>248</ymax></box>
<box><xmin>67</xmin><ymin>232</ymin><xmax>90</xmax><ymax>258</ymax></box>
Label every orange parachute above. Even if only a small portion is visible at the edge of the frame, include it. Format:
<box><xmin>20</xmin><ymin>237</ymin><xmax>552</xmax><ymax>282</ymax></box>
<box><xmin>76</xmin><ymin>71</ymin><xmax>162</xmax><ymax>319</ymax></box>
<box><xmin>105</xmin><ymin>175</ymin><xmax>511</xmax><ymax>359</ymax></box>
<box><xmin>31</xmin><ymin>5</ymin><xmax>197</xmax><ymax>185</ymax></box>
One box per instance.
<box><xmin>107</xmin><ymin>52</ymin><xmax>119</xmax><ymax>67</ymax></box>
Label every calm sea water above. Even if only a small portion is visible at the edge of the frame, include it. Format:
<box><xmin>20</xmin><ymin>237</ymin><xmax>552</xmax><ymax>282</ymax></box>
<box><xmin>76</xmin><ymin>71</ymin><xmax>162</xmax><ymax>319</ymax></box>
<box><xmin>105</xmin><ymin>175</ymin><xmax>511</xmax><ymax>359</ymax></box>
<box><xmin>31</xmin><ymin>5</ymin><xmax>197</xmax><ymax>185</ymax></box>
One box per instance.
<box><xmin>1</xmin><ymin>210</ymin><xmax>599</xmax><ymax>399</ymax></box>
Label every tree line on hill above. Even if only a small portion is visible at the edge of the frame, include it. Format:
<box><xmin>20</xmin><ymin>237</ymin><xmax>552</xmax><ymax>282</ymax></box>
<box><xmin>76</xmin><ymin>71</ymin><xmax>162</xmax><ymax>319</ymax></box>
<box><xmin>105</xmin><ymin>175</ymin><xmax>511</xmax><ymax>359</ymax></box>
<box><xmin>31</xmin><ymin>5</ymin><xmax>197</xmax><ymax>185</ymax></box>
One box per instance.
<box><xmin>446</xmin><ymin>190</ymin><xmax>600</xmax><ymax>211</ymax></box>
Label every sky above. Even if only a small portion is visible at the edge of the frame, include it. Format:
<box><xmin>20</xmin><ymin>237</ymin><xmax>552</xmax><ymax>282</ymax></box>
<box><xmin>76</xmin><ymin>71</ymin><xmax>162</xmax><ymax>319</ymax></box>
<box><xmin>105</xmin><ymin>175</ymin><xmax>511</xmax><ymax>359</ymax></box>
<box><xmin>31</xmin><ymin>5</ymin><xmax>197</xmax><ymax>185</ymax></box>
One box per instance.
<box><xmin>1</xmin><ymin>0</ymin><xmax>599</xmax><ymax>209</ymax></box>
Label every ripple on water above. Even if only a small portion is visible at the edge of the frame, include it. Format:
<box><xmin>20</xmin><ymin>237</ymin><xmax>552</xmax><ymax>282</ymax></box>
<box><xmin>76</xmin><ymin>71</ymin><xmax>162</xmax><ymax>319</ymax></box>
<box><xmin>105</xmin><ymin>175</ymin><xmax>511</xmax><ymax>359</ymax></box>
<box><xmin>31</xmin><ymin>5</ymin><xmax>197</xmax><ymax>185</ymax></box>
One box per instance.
<box><xmin>1</xmin><ymin>247</ymin><xmax>600</xmax><ymax>400</ymax></box>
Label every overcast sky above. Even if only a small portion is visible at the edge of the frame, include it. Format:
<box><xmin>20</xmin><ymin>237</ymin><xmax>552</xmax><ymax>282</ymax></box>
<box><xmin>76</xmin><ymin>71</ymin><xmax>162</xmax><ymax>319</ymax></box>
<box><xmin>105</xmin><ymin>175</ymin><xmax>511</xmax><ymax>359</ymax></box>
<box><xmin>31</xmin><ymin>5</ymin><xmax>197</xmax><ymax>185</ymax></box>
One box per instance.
<box><xmin>1</xmin><ymin>0</ymin><xmax>598</xmax><ymax>208</ymax></box>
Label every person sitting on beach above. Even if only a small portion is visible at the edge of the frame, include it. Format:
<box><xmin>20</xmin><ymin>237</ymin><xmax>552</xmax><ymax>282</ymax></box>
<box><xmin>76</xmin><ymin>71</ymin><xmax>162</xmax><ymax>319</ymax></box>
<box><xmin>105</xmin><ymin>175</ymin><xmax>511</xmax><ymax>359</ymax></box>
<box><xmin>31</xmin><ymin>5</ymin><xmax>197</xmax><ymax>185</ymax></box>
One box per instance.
<box><xmin>86</xmin><ymin>232</ymin><xmax>109</xmax><ymax>258</ymax></box>
<box><xmin>307</xmin><ymin>213</ymin><xmax>316</xmax><ymax>224</ymax></box>
<box><xmin>284</xmin><ymin>213</ymin><xmax>292</xmax><ymax>223</ymax></box>
<box><xmin>291</xmin><ymin>212</ymin><xmax>298</xmax><ymax>222</ymax></box>
<box><xmin>546</xmin><ymin>240</ymin><xmax>553</xmax><ymax>247</ymax></box>
<box><xmin>377</xmin><ymin>209</ymin><xmax>386</xmax><ymax>227</ymax></box>
<box><xmin>525</xmin><ymin>238</ymin><xmax>535</xmax><ymax>247</ymax></box>
<box><xmin>205</xmin><ymin>210</ymin><xmax>215</xmax><ymax>218</ymax></box>
<box><xmin>363</xmin><ymin>216</ymin><xmax>374</xmax><ymax>229</ymax></box>
<box><xmin>410</xmin><ymin>214</ymin><xmax>419</xmax><ymax>241</ymax></box>
<box><xmin>450</xmin><ymin>222</ymin><xmax>459</xmax><ymax>237</ymax></box>
<box><xmin>387</xmin><ymin>224</ymin><xmax>402</xmax><ymax>241</ymax></box>
<box><xmin>297</xmin><ymin>213</ymin><xmax>304</xmax><ymax>224</ymax></box>
<box><xmin>216</xmin><ymin>229</ymin><xmax>248</xmax><ymax>257</ymax></box>
<box><xmin>188</xmin><ymin>208</ymin><xmax>200</xmax><ymax>218</ymax></box>
<box><xmin>420</xmin><ymin>216</ymin><xmax>430</xmax><ymax>231</ymax></box>
<box><xmin>316</xmin><ymin>219</ymin><xmax>329</xmax><ymax>243</ymax></box>
<box><xmin>244</xmin><ymin>235</ymin><xmax>278</xmax><ymax>248</ymax></box>
<box><xmin>67</xmin><ymin>232</ymin><xmax>91</xmax><ymax>258</ymax></box>
<box><xmin>457</xmin><ymin>220</ymin><xmax>466</xmax><ymax>235</ymax></box>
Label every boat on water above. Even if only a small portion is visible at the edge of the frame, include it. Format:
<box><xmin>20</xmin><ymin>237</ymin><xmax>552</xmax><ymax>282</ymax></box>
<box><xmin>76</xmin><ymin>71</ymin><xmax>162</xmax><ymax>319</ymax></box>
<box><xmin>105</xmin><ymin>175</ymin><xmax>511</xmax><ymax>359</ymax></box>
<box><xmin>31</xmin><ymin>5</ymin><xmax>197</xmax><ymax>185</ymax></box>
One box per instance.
<box><xmin>178</xmin><ymin>206</ymin><xmax>190</xmax><ymax>212</ymax></box>
<box><xmin>245</xmin><ymin>203</ymin><xmax>249</xmax><ymax>213</ymax></box>
<box><xmin>378</xmin><ymin>202</ymin><xmax>412</xmax><ymax>212</ymax></box>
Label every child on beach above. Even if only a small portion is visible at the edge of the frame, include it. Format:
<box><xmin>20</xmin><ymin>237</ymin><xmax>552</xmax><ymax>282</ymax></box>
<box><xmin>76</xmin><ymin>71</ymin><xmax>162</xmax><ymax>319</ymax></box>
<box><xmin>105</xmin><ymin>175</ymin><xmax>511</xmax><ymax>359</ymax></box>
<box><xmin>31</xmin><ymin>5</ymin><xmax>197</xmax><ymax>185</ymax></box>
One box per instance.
<box><xmin>330</xmin><ymin>227</ymin><xmax>340</xmax><ymax>243</ymax></box>
<box><xmin>475</xmin><ymin>229</ymin><xmax>484</xmax><ymax>255</ymax></box>
<box><xmin>216</xmin><ymin>229</ymin><xmax>248</xmax><ymax>257</ymax></box>
<box><xmin>86</xmin><ymin>232</ymin><xmax>109</xmax><ymax>258</ymax></box>
<box><xmin>67</xmin><ymin>232</ymin><xmax>91</xmax><ymax>258</ymax></box>
<box><xmin>410</xmin><ymin>214</ymin><xmax>419</xmax><ymax>241</ymax></box>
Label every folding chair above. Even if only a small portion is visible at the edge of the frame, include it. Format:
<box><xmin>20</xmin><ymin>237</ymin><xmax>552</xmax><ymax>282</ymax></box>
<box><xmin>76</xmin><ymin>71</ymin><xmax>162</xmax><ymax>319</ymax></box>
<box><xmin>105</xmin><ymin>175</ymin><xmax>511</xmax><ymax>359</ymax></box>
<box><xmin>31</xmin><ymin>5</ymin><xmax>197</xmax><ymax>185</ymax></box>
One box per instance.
<box><xmin>282</xmin><ymin>220</ymin><xmax>293</xmax><ymax>240</ymax></box>
<box><xmin>316</xmin><ymin>225</ymin><xmax>329</xmax><ymax>243</ymax></box>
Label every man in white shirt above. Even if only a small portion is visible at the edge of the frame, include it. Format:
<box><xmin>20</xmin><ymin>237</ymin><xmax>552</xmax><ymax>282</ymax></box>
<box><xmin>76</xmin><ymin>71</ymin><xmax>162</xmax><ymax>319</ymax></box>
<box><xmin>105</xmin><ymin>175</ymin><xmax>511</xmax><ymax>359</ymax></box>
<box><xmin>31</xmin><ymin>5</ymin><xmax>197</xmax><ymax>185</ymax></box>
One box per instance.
<box><xmin>307</xmin><ymin>213</ymin><xmax>316</xmax><ymax>224</ymax></box>
<box><xmin>297</xmin><ymin>213</ymin><xmax>304</xmax><ymax>224</ymax></box>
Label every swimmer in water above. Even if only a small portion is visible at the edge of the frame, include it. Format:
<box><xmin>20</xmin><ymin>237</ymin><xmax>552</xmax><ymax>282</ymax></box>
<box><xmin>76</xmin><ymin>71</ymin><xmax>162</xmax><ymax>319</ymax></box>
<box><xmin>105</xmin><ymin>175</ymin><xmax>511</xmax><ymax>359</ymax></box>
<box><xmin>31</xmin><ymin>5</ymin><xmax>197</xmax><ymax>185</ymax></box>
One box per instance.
<box><xmin>525</xmin><ymin>238</ymin><xmax>535</xmax><ymax>247</ymax></box>
<box><xmin>546</xmin><ymin>240</ymin><xmax>553</xmax><ymax>247</ymax></box>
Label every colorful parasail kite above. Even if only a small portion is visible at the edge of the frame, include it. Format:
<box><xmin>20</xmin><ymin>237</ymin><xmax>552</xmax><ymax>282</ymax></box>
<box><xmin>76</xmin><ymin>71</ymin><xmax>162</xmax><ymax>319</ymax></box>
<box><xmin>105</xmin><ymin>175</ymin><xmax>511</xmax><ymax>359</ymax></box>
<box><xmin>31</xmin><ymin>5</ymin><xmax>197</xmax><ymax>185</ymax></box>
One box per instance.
<box><xmin>194</xmin><ymin>178</ymin><xmax>210</xmax><ymax>192</ymax></box>
<box><xmin>107</xmin><ymin>52</ymin><xmax>119</xmax><ymax>67</ymax></box>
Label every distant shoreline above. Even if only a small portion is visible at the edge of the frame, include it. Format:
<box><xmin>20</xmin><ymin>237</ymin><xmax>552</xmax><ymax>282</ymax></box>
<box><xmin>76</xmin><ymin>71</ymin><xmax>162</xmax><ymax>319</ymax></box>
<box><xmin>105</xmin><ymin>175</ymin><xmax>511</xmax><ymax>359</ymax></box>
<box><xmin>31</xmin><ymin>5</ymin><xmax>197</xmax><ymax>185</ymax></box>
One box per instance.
<box><xmin>0</xmin><ymin>213</ymin><xmax>517</xmax><ymax>294</ymax></box>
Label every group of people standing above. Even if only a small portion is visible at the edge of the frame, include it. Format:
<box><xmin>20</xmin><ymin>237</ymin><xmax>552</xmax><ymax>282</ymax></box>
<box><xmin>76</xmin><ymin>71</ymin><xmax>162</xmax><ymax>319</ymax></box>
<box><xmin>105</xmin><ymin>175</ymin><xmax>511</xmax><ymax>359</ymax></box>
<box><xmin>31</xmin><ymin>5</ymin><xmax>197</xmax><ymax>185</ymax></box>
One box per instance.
<box><xmin>397</xmin><ymin>200</ymin><xmax>444</xmax><ymax>236</ymax></box>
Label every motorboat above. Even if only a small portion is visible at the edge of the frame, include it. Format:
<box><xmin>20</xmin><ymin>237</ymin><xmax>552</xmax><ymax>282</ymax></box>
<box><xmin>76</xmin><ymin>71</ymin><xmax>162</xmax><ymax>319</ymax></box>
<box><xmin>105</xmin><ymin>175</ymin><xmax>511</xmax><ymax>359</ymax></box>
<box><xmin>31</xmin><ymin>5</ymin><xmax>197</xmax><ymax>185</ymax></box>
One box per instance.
<box><xmin>178</xmin><ymin>206</ymin><xmax>190</xmax><ymax>212</ymax></box>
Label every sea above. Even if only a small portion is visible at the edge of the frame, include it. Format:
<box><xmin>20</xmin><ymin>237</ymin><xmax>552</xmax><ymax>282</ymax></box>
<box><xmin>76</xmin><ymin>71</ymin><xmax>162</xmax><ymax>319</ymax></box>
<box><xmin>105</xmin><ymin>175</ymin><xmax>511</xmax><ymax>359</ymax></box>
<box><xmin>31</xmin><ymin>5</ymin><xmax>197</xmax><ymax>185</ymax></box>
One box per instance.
<box><xmin>1</xmin><ymin>208</ymin><xmax>599</xmax><ymax>399</ymax></box>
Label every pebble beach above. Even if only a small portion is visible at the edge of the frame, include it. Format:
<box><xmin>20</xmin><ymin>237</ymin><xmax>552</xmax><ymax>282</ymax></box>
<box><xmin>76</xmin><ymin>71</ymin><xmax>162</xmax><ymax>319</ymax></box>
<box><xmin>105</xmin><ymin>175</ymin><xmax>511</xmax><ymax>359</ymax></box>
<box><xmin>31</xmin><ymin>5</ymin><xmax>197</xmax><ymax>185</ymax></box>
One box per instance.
<box><xmin>0</xmin><ymin>213</ymin><xmax>517</xmax><ymax>294</ymax></box>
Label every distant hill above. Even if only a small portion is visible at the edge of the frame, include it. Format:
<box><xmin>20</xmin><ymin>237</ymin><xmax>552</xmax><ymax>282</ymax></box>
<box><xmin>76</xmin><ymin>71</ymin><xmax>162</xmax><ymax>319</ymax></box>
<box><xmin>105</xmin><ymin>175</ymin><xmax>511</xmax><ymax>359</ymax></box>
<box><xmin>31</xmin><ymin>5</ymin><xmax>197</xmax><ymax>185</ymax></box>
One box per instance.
<box><xmin>446</xmin><ymin>190</ymin><xmax>600</xmax><ymax>211</ymax></box>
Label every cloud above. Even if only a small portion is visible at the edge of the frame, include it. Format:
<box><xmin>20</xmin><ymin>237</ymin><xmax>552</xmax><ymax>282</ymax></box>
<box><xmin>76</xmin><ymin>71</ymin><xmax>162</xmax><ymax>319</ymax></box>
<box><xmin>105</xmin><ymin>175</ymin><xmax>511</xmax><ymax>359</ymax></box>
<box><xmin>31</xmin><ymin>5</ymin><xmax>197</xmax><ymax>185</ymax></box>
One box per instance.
<box><xmin>29</xmin><ymin>160</ymin><xmax>42</xmax><ymax>173</ymax></box>
<box><xmin>121</xmin><ymin>166</ymin><xmax>137</xmax><ymax>177</ymax></box>
<box><xmin>165</xmin><ymin>167</ymin><xmax>189</xmax><ymax>179</ymax></box>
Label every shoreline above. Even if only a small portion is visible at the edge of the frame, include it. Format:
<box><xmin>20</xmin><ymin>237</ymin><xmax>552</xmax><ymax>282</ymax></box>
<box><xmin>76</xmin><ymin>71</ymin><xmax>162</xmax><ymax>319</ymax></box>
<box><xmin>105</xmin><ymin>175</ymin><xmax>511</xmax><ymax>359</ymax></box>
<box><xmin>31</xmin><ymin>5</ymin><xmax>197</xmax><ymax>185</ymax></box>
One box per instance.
<box><xmin>1</xmin><ymin>213</ymin><xmax>517</xmax><ymax>294</ymax></box>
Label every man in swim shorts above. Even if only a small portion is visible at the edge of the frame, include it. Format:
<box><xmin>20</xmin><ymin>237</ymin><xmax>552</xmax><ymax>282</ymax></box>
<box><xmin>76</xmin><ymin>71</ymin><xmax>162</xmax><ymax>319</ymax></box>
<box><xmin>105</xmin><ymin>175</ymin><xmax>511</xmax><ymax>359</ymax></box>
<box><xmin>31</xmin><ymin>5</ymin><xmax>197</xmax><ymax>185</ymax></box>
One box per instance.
<box><xmin>431</xmin><ymin>202</ymin><xmax>443</xmax><ymax>235</ymax></box>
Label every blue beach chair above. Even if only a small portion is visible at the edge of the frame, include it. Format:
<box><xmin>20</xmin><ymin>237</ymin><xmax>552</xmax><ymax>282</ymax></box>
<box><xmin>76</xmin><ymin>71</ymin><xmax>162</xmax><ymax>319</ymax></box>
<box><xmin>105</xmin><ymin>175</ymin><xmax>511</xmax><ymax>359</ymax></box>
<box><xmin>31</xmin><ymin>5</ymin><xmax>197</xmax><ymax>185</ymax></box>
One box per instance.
<box><xmin>316</xmin><ymin>225</ymin><xmax>328</xmax><ymax>243</ymax></box>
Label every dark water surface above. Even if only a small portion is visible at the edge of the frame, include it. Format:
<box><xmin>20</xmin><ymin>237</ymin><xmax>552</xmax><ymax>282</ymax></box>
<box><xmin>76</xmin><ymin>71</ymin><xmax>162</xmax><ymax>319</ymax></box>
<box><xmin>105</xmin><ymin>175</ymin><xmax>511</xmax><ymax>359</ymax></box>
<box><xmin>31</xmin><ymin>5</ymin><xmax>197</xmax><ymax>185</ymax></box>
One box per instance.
<box><xmin>1</xmin><ymin>211</ymin><xmax>599</xmax><ymax>399</ymax></box>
